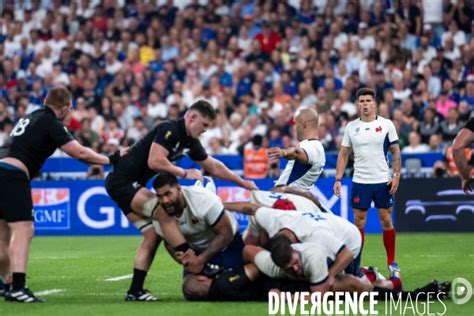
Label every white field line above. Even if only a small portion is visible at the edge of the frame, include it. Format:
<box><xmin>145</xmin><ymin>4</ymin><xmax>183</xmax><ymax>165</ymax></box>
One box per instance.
<box><xmin>36</xmin><ymin>289</ymin><xmax>66</xmax><ymax>296</ymax></box>
<box><xmin>105</xmin><ymin>274</ymin><xmax>133</xmax><ymax>282</ymax></box>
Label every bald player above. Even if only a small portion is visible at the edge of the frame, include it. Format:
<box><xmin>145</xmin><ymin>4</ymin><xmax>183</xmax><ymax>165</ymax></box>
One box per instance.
<box><xmin>268</xmin><ymin>107</ymin><xmax>325</xmax><ymax>191</ymax></box>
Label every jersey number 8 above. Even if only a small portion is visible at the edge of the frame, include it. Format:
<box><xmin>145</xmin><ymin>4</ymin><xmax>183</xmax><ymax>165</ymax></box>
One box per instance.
<box><xmin>10</xmin><ymin>118</ymin><xmax>31</xmax><ymax>137</ymax></box>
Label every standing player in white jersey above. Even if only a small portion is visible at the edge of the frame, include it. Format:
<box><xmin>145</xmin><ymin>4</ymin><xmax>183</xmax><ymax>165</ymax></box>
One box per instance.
<box><xmin>267</xmin><ymin>107</ymin><xmax>325</xmax><ymax>191</ymax></box>
<box><xmin>334</xmin><ymin>88</ymin><xmax>402</xmax><ymax>277</ymax></box>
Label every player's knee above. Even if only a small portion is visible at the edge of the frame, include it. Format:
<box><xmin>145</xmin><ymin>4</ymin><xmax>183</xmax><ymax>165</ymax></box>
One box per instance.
<box><xmin>380</xmin><ymin>217</ymin><xmax>393</xmax><ymax>230</ymax></box>
<box><xmin>182</xmin><ymin>276</ymin><xmax>209</xmax><ymax>301</ymax></box>
<box><xmin>141</xmin><ymin>230</ymin><xmax>160</xmax><ymax>248</ymax></box>
<box><xmin>11</xmin><ymin>221</ymin><xmax>35</xmax><ymax>240</ymax></box>
<box><xmin>354</xmin><ymin>216</ymin><xmax>367</xmax><ymax>228</ymax></box>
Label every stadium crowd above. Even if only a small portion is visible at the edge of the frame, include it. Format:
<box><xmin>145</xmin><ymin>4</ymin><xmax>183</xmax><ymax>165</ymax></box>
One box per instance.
<box><xmin>0</xmin><ymin>0</ymin><xmax>473</xmax><ymax>177</ymax></box>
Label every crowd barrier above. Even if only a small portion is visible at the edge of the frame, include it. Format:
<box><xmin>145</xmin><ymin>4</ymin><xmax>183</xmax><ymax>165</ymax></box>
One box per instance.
<box><xmin>31</xmin><ymin>175</ymin><xmax>472</xmax><ymax>236</ymax></box>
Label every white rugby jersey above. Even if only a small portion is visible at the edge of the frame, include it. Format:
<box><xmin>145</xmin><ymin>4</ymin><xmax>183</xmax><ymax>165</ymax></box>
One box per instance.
<box><xmin>153</xmin><ymin>186</ymin><xmax>239</xmax><ymax>252</ymax></box>
<box><xmin>342</xmin><ymin>116</ymin><xmax>399</xmax><ymax>183</ymax></box>
<box><xmin>275</xmin><ymin>139</ymin><xmax>325</xmax><ymax>190</ymax></box>
<box><xmin>254</xmin><ymin>242</ymin><xmax>335</xmax><ymax>285</ymax></box>
<box><xmin>245</xmin><ymin>190</ymin><xmax>325</xmax><ymax>236</ymax></box>
<box><xmin>254</xmin><ymin>207</ymin><xmax>360</xmax><ymax>258</ymax></box>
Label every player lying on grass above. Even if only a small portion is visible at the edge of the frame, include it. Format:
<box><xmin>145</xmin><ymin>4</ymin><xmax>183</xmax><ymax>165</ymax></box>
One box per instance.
<box><xmin>152</xmin><ymin>173</ymin><xmax>244</xmax><ymax>278</ymax></box>
<box><xmin>181</xmin><ymin>260</ymin><xmax>450</xmax><ymax>301</ymax></box>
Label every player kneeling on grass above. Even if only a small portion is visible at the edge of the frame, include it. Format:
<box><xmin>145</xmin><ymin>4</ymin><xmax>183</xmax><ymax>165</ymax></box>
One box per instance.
<box><xmin>244</xmin><ymin>238</ymin><xmax>450</xmax><ymax>301</ymax></box>
<box><xmin>152</xmin><ymin>173</ymin><xmax>244</xmax><ymax>292</ymax></box>
<box><xmin>224</xmin><ymin>200</ymin><xmax>377</xmax><ymax>288</ymax></box>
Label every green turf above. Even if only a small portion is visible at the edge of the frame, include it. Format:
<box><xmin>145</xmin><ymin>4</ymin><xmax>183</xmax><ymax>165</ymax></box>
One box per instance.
<box><xmin>1</xmin><ymin>234</ymin><xmax>473</xmax><ymax>316</ymax></box>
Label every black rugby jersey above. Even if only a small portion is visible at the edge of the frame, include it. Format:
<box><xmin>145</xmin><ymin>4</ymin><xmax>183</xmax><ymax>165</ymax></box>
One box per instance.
<box><xmin>0</xmin><ymin>106</ymin><xmax>73</xmax><ymax>177</ymax></box>
<box><xmin>113</xmin><ymin>118</ymin><xmax>207</xmax><ymax>182</ymax></box>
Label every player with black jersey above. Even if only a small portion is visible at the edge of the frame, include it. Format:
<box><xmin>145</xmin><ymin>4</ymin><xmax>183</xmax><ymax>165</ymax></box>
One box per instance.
<box><xmin>105</xmin><ymin>100</ymin><xmax>257</xmax><ymax>302</ymax></box>
<box><xmin>0</xmin><ymin>87</ymin><xmax>113</xmax><ymax>303</ymax></box>
<box><xmin>453</xmin><ymin>117</ymin><xmax>474</xmax><ymax>193</ymax></box>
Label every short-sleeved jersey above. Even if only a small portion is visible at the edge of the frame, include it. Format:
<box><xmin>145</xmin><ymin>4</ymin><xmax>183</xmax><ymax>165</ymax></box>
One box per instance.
<box><xmin>280</xmin><ymin>210</ymin><xmax>361</xmax><ymax>258</ymax></box>
<box><xmin>245</xmin><ymin>190</ymin><xmax>325</xmax><ymax>235</ymax></box>
<box><xmin>465</xmin><ymin>118</ymin><xmax>474</xmax><ymax>132</ymax></box>
<box><xmin>0</xmin><ymin>106</ymin><xmax>73</xmax><ymax>177</ymax></box>
<box><xmin>254</xmin><ymin>243</ymin><xmax>336</xmax><ymax>285</ymax></box>
<box><xmin>114</xmin><ymin>118</ymin><xmax>208</xmax><ymax>183</ymax></box>
<box><xmin>153</xmin><ymin>186</ymin><xmax>238</xmax><ymax>251</ymax></box>
<box><xmin>342</xmin><ymin>116</ymin><xmax>399</xmax><ymax>183</ymax></box>
<box><xmin>275</xmin><ymin>139</ymin><xmax>325</xmax><ymax>190</ymax></box>
<box><xmin>254</xmin><ymin>207</ymin><xmax>360</xmax><ymax>258</ymax></box>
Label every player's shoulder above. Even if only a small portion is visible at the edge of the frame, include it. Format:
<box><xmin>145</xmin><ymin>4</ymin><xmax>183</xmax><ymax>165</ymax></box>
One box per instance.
<box><xmin>345</xmin><ymin>118</ymin><xmax>362</xmax><ymax>129</ymax></box>
<box><xmin>377</xmin><ymin>116</ymin><xmax>395</xmax><ymax>126</ymax></box>
<box><xmin>182</xmin><ymin>186</ymin><xmax>220</xmax><ymax>216</ymax></box>
<box><xmin>156</xmin><ymin>119</ymin><xmax>178</xmax><ymax>132</ymax></box>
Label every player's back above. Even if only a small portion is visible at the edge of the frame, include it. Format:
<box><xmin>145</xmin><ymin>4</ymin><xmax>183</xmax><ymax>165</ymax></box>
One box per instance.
<box><xmin>250</xmin><ymin>190</ymin><xmax>324</xmax><ymax>213</ymax></box>
<box><xmin>274</xmin><ymin>139</ymin><xmax>325</xmax><ymax>190</ymax></box>
<box><xmin>0</xmin><ymin>107</ymin><xmax>72</xmax><ymax>177</ymax></box>
<box><xmin>289</xmin><ymin>212</ymin><xmax>361</xmax><ymax>257</ymax></box>
<box><xmin>113</xmin><ymin>124</ymin><xmax>161</xmax><ymax>181</ymax></box>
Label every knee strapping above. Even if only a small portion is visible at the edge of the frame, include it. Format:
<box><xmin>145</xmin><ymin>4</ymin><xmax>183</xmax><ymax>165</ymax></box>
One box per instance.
<box><xmin>142</xmin><ymin>197</ymin><xmax>159</xmax><ymax>217</ymax></box>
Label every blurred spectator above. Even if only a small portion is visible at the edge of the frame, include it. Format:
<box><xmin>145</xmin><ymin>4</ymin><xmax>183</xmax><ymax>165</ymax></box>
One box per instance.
<box><xmin>428</xmin><ymin>134</ymin><xmax>445</xmax><ymax>153</ymax></box>
<box><xmin>75</xmin><ymin>118</ymin><xmax>100</xmax><ymax>150</ymax></box>
<box><xmin>243</xmin><ymin>134</ymin><xmax>269</xmax><ymax>179</ymax></box>
<box><xmin>402</xmin><ymin>131</ymin><xmax>430</xmax><ymax>153</ymax></box>
<box><xmin>126</xmin><ymin>117</ymin><xmax>148</xmax><ymax>143</ymax></box>
<box><xmin>418</xmin><ymin>108</ymin><xmax>441</xmax><ymax>144</ymax></box>
<box><xmin>436</xmin><ymin>90</ymin><xmax>457</xmax><ymax>118</ymax></box>
<box><xmin>440</xmin><ymin>108</ymin><xmax>463</xmax><ymax>144</ymax></box>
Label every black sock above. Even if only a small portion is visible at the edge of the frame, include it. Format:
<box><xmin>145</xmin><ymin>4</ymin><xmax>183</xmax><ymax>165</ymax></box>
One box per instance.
<box><xmin>129</xmin><ymin>269</ymin><xmax>147</xmax><ymax>294</ymax></box>
<box><xmin>12</xmin><ymin>273</ymin><xmax>26</xmax><ymax>291</ymax></box>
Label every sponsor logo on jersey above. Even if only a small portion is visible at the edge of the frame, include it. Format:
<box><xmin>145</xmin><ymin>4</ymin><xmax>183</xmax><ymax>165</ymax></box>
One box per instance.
<box><xmin>375</xmin><ymin>126</ymin><xmax>382</xmax><ymax>133</ymax></box>
<box><xmin>165</xmin><ymin>130</ymin><xmax>172</xmax><ymax>140</ymax></box>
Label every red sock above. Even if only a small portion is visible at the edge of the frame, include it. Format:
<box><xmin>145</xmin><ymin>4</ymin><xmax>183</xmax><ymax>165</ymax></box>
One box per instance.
<box><xmin>383</xmin><ymin>228</ymin><xmax>396</xmax><ymax>265</ymax></box>
<box><xmin>391</xmin><ymin>277</ymin><xmax>402</xmax><ymax>291</ymax></box>
<box><xmin>359</xmin><ymin>228</ymin><xmax>365</xmax><ymax>248</ymax></box>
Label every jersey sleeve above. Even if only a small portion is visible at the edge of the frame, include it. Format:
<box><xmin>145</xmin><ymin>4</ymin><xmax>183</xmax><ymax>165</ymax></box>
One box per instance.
<box><xmin>302</xmin><ymin>245</ymin><xmax>330</xmax><ymax>285</ymax></box>
<box><xmin>299</xmin><ymin>141</ymin><xmax>321</xmax><ymax>165</ymax></box>
<box><xmin>318</xmin><ymin>230</ymin><xmax>346</xmax><ymax>258</ymax></box>
<box><xmin>254</xmin><ymin>250</ymin><xmax>287</xmax><ymax>279</ymax></box>
<box><xmin>152</xmin><ymin>220</ymin><xmax>164</xmax><ymax>237</ymax></box>
<box><xmin>254</xmin><ymin>207</ymin><xmax>280</xmax><ymax>236</ymax></box>
<box><xmin>386</xmin><ymin>119</ymin><xmax>399</xmax><ymax>144</ymax></box>
<box><xmin>188</xmin><ymin>138</ymin><xmax>208</xmax><ymax>161</ymax></box>
<box><xmin>341</xmin><ymin>124</ymin><xmax>352</xmax><ymax>148</ymax></box>
<box><xmin>153</xmin><ymin>121</ymin><xmax>179</xmax><ymax>153</ymax></box>
<box><xmin>464</xmin><ymin>118</ymin><xmax>474</xmax><ymax>132</ymax></box>
<box><xmin>195</xmin><ymin>188</ymin><xmax>225</xmax><ymax>226</ymax></box>
<box><xmin>48</xmin><ymin>117</ymin><xmax>74</xmax><ymax>147</ymax></box>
